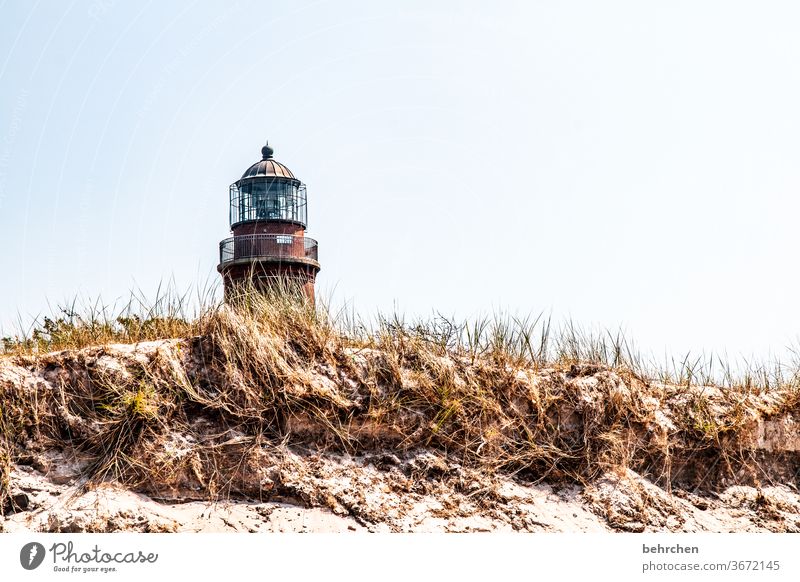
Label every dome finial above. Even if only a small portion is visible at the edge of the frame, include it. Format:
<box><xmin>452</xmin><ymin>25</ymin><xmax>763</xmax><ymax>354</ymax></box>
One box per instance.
<box><xmin>261</xmin><ymin>141</ymin><xmax>274</xmax><ymax>160</ymax></box>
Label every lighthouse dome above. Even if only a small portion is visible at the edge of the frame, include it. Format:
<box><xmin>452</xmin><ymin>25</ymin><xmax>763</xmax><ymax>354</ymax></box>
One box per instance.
<box><xmin>240</xmin><ymin>142</ymin><xmax>296</xmax><ymax>180</ymax></box>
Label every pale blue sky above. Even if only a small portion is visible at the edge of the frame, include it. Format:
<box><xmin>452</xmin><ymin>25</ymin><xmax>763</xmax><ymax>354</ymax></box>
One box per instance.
<box><xmin>2</xmin><ymin>0</ymin><xmax>800</xmax><ymax>363</ymax></box>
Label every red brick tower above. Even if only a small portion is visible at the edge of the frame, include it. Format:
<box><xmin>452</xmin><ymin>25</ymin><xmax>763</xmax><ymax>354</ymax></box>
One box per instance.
<box><xmin>217</xmin><ymin>142</ymin><xmax>320</xmax><ymax>301</ymax></box>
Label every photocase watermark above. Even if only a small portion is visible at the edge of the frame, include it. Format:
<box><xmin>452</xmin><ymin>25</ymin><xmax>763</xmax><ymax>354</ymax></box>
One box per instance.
<box><xmin>19</xmin><ymin>542</ymin><xmax>46</xmax><ymax>570</ymax></box>
<box><xmin>138</xmin><ymin>2</ymin><xmax>240</xmax><ymax>119</ymax></box>
<box><xmin>0</xmin><ymin>88</ymin><xmax>28</xmax><ymax>211</ymax></box>
<box><xmin>88</xmin><ymin>0</ymin><xmax>118</xmax><ymax>21</ymax></box>
<box><xmin>18</xmin><ymin>540</ymin><xmax>158</xmax><ymax>574</ymax></box>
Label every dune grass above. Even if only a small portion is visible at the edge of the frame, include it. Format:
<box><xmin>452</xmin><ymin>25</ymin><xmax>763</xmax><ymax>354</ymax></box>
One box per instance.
<box><xmin>1</xmin><ymin>281</ymin><xmax>799</xmax><ymax>513</ymax></box>
<box><xmin>3</xmin><ymin>281</ymin><xmax>795</xmax><ymax>391</ymax></box>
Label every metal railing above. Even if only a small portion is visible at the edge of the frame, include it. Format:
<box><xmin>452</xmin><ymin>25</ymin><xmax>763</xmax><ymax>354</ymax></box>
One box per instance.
<box><xmin>219</xmin><ymin>234</ymin><xmax>318</xmax><ymax>264</ymax></box>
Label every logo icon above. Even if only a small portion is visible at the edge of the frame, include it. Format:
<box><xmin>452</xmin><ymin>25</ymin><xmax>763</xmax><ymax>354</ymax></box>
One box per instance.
<box><xmin>20</xmin><ymin>542</ymin><xmax>46</xmax><ymax>570</ymax></box>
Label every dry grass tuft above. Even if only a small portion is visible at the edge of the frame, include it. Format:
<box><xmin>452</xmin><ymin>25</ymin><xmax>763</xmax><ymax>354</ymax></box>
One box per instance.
<box><xmin>0</xmin><ymin>427</ymin><xmax>11</xmax><ymax>513</ymax></box>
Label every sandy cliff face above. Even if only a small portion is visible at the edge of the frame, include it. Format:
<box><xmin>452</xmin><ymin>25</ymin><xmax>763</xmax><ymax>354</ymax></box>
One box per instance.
<box><xmin>3</xmin><ymin>451</ymin><xmax>799</xmax><ymax>533</ymax></box>
<box><xmin>1</xmin><ymin>337</ymin><xmax>799</xmax><ymax>533</ymax></box>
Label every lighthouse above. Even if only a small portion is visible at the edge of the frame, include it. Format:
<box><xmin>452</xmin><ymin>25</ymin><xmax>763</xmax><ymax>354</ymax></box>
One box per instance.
<box><xmin>217</xmin><ymin>142</ymin><xmax>320</xmax><ymax>302</ymax></box>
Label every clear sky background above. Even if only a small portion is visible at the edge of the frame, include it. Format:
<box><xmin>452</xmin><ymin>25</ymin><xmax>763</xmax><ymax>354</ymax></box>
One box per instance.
<box><xmin>1</xmin><ymin>0</ymin><xmax>800</xmax><ymax>365</ymax></box>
